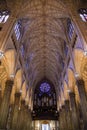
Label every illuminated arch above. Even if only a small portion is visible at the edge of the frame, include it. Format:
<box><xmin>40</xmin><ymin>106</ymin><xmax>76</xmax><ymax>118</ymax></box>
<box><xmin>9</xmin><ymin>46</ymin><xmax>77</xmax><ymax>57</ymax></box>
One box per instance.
<box><xmin>3</xmin><ymin>49</ymin><xmax>16</xmax><ymax>78</ymax></box>
<box><xmin>73</xmin><ymin>48</ymin><xmax>84</xmax><ymax>76</ymax></box>
<box><xmin>63</xmin><ymin>81</ymin><xmax>69</xmax><ymax>100</ymax></box>
<box><xmin>21</xmin><ymin>81</ymin><xmax>27</xmax><ymax>100</ymax></box>
<box><xmin>14</xmin><ymin>69</ymin><xmax>23</xmax><ymax>92</ymax></box>
<box><xmin>67</xmin><ymin>68</ymin><xmax>75</xmax><ymax>92</ymax></box>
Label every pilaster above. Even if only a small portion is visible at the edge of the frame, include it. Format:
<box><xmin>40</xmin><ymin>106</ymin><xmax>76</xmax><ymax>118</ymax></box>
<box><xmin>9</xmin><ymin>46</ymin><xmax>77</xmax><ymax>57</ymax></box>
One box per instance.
<box><xmin>65</xmin><ymin>100</ymin><xmax>73</xmax><ymax>130</ymax></box>
<box><xmin>0</xmin><ymin>80</ymin><xmax>13</xmax><ymax>129</ymax></box>
<box><xmin>76</xmin><ymin>79</ymin><xmax>87</xmax><ymax>130</ymax></box>
<box><xmin>69</xmin><ymin>92</ymin><xmax>80</xmax><ymax>130</ymax></box>
<box><xmin>12</xmin><ymin>92</ymin><xmax>21</xmax><ymax>130</ymax></box>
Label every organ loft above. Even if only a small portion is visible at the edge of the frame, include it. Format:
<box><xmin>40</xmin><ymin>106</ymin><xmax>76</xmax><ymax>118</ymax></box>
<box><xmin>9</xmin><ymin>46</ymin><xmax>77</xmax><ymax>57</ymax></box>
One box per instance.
<box><xmin>0</xmin><ymin>0</ymin><xmax>87</xmax><ymax>130</ymax></box>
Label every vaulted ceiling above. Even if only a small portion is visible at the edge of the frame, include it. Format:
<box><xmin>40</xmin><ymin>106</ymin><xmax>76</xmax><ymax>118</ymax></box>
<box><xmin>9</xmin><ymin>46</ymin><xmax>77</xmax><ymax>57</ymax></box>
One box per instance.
<box><xmin>19</xmin><ymin>0</ymin><xmax>70</xmax><ymax>89</ymax></box>
<box><xmin>6</xmin><ymin>0</ymin><xmax>70</xmax><ymax>92</ymax></box>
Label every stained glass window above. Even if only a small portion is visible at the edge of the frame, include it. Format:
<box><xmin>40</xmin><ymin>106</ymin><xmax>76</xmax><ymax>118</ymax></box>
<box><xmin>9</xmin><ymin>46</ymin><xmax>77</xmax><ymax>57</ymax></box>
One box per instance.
<box><xmin>25</xmin><ymin>59</ymin><xmax>29</xmax><ymax>69</ymax></box>
<box><xmin>40</xmin><ymin>82</ymin><xmax>50</xmax><ymax>93</ymax></box>
<box><xmin>0</xmin><ymin>10</ymin><xmax>10</xmax><ymax>23</ymax></box>
<box><xmin>20</xmin><ymin>45</ymin><xmax>24</xmax><ymax>57</ymax></box>
<box><xmin>14</xmin><ymin>20</ymin><xmax>21</xmax><ymax>40</ymax></box>
<box><xmin>78</xmin><ymin>8</ymin><xmax>87</xmax><ymax>22</ymax></box>
<box><xmin>64</xmin><ymin>41</ymin><xmax>68</xmax><ymax>56</ymax></box>
<box><xmin>67</xmin><ymin>18</ymin><xmax>74</xmax><ymax>40</ymax></box>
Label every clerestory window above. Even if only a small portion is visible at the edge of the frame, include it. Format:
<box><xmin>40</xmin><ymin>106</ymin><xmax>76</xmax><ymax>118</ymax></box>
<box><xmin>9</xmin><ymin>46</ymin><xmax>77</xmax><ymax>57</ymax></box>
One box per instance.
<box><xmin>14</xmin><ymin>20</ymin><xmax>21</xmax><ymax>40</ymax></box>
<box><xmin>0</xmin><ymin>10</ymin><xmax>10</xmax><ymax>23</ymax></box>
<box><xmin>40</xmin><ymin>82</ymin><xmax>50</xmax><ymax>93</ymax></box>
<box><xmin>67</xmin><ymin>18</ymin><xmax>74</xmax><ymax>40</ymax></box>
<box><xmin>78</xmin><ymin>8</ymin><xmax>87</xmax><ymax>22</ymax></box>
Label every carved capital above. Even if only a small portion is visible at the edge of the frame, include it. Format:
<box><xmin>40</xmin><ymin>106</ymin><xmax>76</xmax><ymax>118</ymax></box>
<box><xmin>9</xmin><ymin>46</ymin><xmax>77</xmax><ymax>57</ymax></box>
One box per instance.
<box><xmin>21</xmin><ymin>100</ymin><xmax>25</xmax><ymax>105</ymax></box>
<box><xmin>21</xmin><ymin>100</ymin><xmax>25</xmax><ymax>109</ymax></box>
<box><xmin>69</xmin><ymin>92</ymin><xmax>75</xmax><ymax>97</ymax></box>
<box><xmin>76</xmin><ymin>79</ymin><xmax>84</xmax><ymax>87</ymax></box>
<box><xmin>15</xmin><ymin>92</ymin><xmax>21</xmax><ymax>98</ymax></box>
<box><xmin>65</xmin><ymin>100</ymin><xmax>70</xmax><ymax>111</ymax></box>
<box><xmin>6</xmin><ymin>80</ymin><xmax>14</xmax><ymax>87</ymax></box>
<box><xmin>14</xmin><ymin>92</ymin><xmax>21</xmax><ymax>105</ymax></box>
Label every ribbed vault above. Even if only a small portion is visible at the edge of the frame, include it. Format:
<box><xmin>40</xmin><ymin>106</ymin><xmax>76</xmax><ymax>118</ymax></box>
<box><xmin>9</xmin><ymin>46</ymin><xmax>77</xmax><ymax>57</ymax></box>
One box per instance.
<box><xmin>18</xmin><ymin>0</ymin><xmax>69</xmax><ymax>91</ymax></box>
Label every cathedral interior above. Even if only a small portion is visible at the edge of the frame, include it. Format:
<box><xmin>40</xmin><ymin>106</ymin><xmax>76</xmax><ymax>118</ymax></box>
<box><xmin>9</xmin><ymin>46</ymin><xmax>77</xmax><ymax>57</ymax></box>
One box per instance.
<box><xmin>0</xmin><ymin>0</ymin><xmax>87</xmax><ymax>130</ymax></box>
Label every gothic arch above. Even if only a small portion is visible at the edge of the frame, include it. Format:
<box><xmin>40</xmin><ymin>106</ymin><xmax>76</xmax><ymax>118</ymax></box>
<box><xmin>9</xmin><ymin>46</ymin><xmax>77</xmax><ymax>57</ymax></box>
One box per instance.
<box><xmin>14</xmin><ymin>69</ymin><xmax>23</xmax><ymax>92</ymax></box>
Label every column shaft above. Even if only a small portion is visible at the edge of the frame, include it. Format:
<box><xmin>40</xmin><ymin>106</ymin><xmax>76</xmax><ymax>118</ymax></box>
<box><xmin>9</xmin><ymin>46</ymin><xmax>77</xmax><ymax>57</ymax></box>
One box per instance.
<box><xmin>65</xmin><ymin>100</ymin><xmax>73</xmax><ymax>130</ymax></box>
<box><xmin>0</xmin><ymin>89</ymin><xmax>2</xmax><ymax>108</ymax></box>
<box><xmin>9</xmin><ymin>104</ymin><xmax>14</xmax><ymax>129</ymax></box>
<box><xmin>59</xmin><ymin>106</ymin><xmax>67</xmax><ymax>130</ymax></box>
<box><xmin>76</xmin><ymin>79</ymin><xmax>87</xmax><ymax>130</ymax></box>
<box><xmin>0</xmin><ymin>80</ymin><xmax>13</xmax><ymax>129</ymax></box>
<box><xmin>69</xmin><ymin>92</ymin><xmax>80</xmax><ymax>130</ymax></box>
<box><xmin>12</xmin><ymin>92</ymin><xmax>21</xmax><ymax>130</ymax></box>
<box><xmin>18</xmin><ymin>100</ymin><xmax>25</xmax><ymax>130</ymax></box>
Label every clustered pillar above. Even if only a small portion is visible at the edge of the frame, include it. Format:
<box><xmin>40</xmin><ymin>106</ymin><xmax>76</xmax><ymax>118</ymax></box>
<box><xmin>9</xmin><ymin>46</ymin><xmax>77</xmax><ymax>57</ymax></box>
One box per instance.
<box><xmin>0</xmin><ymin>82</ymin><xmax>32</xmax><ymax>130</ymax></box>
<box><xmin>69</xmin><ymin>92</ymin><xmax>79</xmax><ymax>130</ymax></box>
<box><xmin>76</xmin><ymin>79</ymin><xmax>87</xmax><ymax>130</ymax></box>
<box><xmin>65</xmin><ymin>100</ymin><xmax>73</xmax><ymax>130</ymax></box>
<box><xmin>59</xmin><ymin>78</ymin><xmax>87</xmax><ymax>130</ymax></box>
<box><xmin>12</xmin><ymin>92</ymin><xmax>21</xmax><ymax>130</ymax></box>
<box><xmin>0</xmin><ymin>80</ymin><xmax>13</xmax><ymax>129</ymax></box>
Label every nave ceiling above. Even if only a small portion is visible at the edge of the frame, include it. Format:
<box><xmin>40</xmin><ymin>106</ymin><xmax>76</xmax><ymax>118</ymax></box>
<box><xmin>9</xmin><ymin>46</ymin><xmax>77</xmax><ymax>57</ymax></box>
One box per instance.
<box><xmin>7</xmin><ymin>0</ymin><xmax>70</xmax><ymax>92</ymax></box>
<box><xmin>0</xmin><ymin>0</ymin><xmax>87</xmax><ymax>103</ymax></box>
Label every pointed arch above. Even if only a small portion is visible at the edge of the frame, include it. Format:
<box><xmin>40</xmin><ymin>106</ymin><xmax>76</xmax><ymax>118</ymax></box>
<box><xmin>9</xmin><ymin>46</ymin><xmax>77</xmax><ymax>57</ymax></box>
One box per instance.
<box><xmin>73</xmin><ymin>48</ymin><xmax>84</xmax><ymax>75</ymax></box>
<box><xmin>3</xmin><ymin>49</ymin><xmax>16</xmax><ymax>78</ymax></box>
<box><xmin>14</xmin><ymin>69</ymin><xmax>23</xmax><ymax>92</ymax></box>
<box><xmin>67</xmin><ymin>68</ymin><xmax>75</xmax><ymax>92</ymax></box>
<box><xmin>21</xmin><ymin>81</ymin><xmax>27</xmax><ymax>100</ymax></box>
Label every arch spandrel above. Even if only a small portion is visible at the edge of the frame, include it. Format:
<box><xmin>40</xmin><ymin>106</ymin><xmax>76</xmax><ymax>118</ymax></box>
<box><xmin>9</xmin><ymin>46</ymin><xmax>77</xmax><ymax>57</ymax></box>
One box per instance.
<box><xmin>10</xmin><ymin>85</ymin><xmax>15</xmax><ymax>104</ymax></box>
<box><xmin>3</xmin><ymin>49</ymin><xmax>16</xmax><ymax>78</ymax></box>
<box><xmin>74</xmin><ymin>49</ymin><xmax>84</xmax><ymax>76</ymax></box>
<box><xmin>14</xmin><ymin>69</ymin><xmax>23</xmax><ymax>92</ymax></box>
<box><xmin>15</xmin><ymin>0</ymin><xmax>70</xmax><ymax>90</ymax></box>
<box><xmin>74</xmin><ymin>84</ymin><xmax>80</xmax><ymax>104</ymax></box>
<box><xmin>63</xmin><ymin>81</ymin><xmax>69</xmax><ymax>100</ymax></box>
<box><xmin>80</xmin><ymin>54</ymin><xmax>87</xmax><ymax>93</ymax></box>
<box><xmin>67</xmin><ymin>68</ymin><xmax>76</xmax><ymax>92</ymax></box>
<box><xmin>21</xmin><ymin>81</ymin><xmax>27</xmax><ymax>100</ymax></box>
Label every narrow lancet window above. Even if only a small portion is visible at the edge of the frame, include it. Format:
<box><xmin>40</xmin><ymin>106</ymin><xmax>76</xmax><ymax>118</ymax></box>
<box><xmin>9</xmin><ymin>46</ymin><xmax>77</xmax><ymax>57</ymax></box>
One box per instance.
<box><xmin>14</xmin><ymin>20</ymin><xmax>21</xmax><ymax>40</ymax></box>
<box><xmin>67</xmin><ymin>18</ymin><xmax>74</xmax><ymax>40</ymax></box>
<box><xmin>78</xmin><ymin>8</ymin><xmax>87</xmax><ymax>22</ymax></box>
<box><xmin>0</xmin><ymin>10</ymin><xmax>10</xmax><ymax>23</ymax></box>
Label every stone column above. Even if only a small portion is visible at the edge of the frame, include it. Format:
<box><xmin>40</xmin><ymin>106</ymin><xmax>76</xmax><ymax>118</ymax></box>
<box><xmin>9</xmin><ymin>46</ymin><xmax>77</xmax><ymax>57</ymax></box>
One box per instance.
<box><xmin>59</xmin><ymin>109</ymin><xmax>63</xmax><ymax>130</ymax></box>
<box><xmin>24</xmin><ymin>105</ymin><xmax>30</xmax><ymax>130</ymax></box>
<box><xmin>18</xmin><ymin>100</ymin><xmax>25</xmax><ymax>130</ymax></box>
<box><xmin>9</xmin><ymin>104</ymin><xmax>14</xmax><ymax>129</ymax></box>
<box><xmin>61</xmin><ymin>105</ymin><xmax>67</xmax><ymax>130</ymax></box>
<box><xmin>65</xmin><ymin>100</ymin><xmax>73</xmax><ymax>130</ymax></box>
<box><xmin>24</xmin><ymin>106</ymin><xmax>32</xmax><ymax>130</ymax></box>
<box><xmin>0</xmin><ymin>80</ymin><xmax>13</xmax><ymax>129</ymax></box>
<box><xmin>76</xmin><ymin>79</ymin><xmax>87</xmax><ymax>130</ymax></box>
<box><xmin>69</xmin><ymin>92</ymin><xmax>80</xmax><ymax>130</ymax></box>
<box><xmin>12</xmin><ymin>92</ymin><xmax>21</xmax><ymax>130</ymax></box>
<box><xmin>0</xmin><ymin>88</ymin><xmax>2</xmax><ymax>108</ymax></box>
<box><xmin>27</xmin><ymin>109</ymin><xmax>32</xmax><ymax>130</ymax></box>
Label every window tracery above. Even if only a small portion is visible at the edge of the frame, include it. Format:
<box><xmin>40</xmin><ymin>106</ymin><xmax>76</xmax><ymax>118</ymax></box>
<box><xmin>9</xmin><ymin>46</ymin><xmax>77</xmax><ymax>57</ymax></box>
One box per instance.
<box><xmin>0</xmin><ymin>10</ymin><xmax>10</xmax><ymax>23</ymax></box>
<box><xmin>14</xmin><ymin>20</ymin><xmax>21</xmax><ymax>40</ymax></box>
<box><xmin>20</xmin><ymin>45</ymin><xmax>25</xmax><ymax>57</ymax></box>
<box><xmin>67</xmin><ymin>18</ymin><xmax>74</xmax><ymax>40</ymax></box>
<box><xmin>78</xmin><ymin>8</ymin><xmax>87</xmax><ymax>22</ymax></box>
<box><xmin>40</xmin><ymin>82</ymin><xmax>50</xmax><ymax>93</ymax></box>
